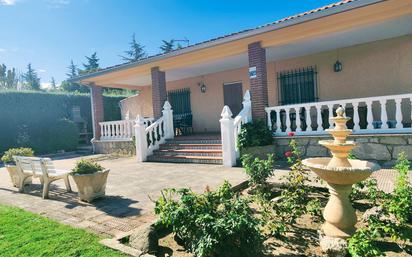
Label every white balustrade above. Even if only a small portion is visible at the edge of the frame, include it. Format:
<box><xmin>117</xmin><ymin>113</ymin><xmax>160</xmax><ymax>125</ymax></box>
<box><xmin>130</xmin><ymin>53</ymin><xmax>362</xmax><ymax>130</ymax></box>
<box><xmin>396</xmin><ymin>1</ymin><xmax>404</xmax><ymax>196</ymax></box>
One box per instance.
<box><xmin>265</xmin><ymin>93</ymin><xmax>412</xmax><ymax>136</ymax></box>
<box><xmin>134</xmin><ymin>101</ymin><xmax>174</xmax><ymax>162</ymax></box>
<box><xmin>221</xmin><ymin>90</ymin><xmax>252</xmax><ymax>167</ymax></box>
<box><xmin>99</xmin><ymin>117</ymin><xmax>154</xmax><ymax>141</ymax></box>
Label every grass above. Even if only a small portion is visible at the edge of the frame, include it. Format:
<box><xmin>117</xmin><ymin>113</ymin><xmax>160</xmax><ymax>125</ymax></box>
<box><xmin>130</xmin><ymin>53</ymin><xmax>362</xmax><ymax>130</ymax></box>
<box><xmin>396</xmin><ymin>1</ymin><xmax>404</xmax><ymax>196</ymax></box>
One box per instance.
<box><xmin>0</xmin><ymin>204</ymin><xmax>127</xmax><ymax>257</ymax></box>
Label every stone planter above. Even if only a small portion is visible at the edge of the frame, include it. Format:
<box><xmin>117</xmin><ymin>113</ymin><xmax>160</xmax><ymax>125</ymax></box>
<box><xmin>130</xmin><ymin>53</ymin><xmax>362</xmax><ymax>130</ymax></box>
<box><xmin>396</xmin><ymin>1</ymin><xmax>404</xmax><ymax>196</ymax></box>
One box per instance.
<box><xmin>240</xmin><ymin>145</ymin><xmax>276</xmax><ymax>160</ymax></box>
<box><xmin>5</xmin><ymin>165</ymin><xmax>32</xmax><ymax>188</ymax></box>
<box><xmin>71</xmin><ymin>169</ymin><xmax>110</xmax><ymax>202</ymax></box>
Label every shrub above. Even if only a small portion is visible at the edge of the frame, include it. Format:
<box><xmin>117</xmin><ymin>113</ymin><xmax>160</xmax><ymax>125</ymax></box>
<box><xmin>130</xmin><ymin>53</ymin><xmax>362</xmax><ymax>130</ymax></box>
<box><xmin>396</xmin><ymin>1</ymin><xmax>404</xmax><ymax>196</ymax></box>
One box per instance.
<box><xmin>237</xmin><ymin>119</ymin><xmax>273</xmax><ymax>149</ymax></box>
<box><xmin>155</xmin><ymin>181</ymin><xmax>264</xmax><ymax>257</ymax></box>
<box><xmin>0</xmin><ymin>90</ymin><xmax>124</xmax><ymax>154</ymax></box>
<box><xmin>72</xmin><ymin>160</ymin><xmax>104</xmax><ymax>175</ymax></box>
<box><xmin>1</xmin><ymin>147</ymin><xmax>34</xmax><ymax>165</ymax></box>
<box><xmin>241</xmin><ymin>154</ymin><xmax>275</xmax><ymax>189</ymax></box>
<box><xmin>47</xmin><ymin>119</ymin><xmax>79</xmax><ymax>152</ymax></box>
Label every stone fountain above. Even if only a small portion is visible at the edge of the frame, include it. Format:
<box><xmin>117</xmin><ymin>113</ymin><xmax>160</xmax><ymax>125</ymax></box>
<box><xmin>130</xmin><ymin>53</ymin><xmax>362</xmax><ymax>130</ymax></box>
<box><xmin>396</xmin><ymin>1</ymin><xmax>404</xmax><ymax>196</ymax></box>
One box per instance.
<box><xmin>302</xmin><ymin>106</ymin><xmax>380</xmax><ymax>253</ymax></box>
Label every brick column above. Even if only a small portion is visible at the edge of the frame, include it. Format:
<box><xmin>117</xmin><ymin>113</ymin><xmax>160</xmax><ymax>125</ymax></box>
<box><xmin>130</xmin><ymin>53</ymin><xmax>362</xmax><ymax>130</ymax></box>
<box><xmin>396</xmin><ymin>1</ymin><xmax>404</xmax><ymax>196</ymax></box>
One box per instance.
<box><xmin>90</xmin><ymin>84</ymin><xmax>104</xmax><ymax>140</ymax></box>
<box><xmin>248</xmin><ymin>41</ymin><xmax>269</xmax><ymax>120</ymax></box>
<box><xmin>151</xmin><ymin>67</ymin><xmax>167</xmax><ymax>119</ymax></box>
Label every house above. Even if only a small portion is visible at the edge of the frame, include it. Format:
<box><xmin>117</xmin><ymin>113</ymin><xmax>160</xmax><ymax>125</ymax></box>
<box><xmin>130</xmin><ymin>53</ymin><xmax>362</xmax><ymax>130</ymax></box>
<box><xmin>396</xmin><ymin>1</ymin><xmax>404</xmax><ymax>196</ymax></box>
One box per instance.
<box><xmin>71</xmin><ymin>0</ymin><xmax>412</xmax><ymax>166</ymax></box>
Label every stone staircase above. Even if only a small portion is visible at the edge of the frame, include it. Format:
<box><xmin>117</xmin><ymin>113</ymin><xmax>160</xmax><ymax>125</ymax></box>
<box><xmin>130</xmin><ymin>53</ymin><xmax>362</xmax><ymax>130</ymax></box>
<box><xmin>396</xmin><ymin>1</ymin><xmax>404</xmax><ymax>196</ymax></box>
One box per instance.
<box><xmin>147</xmin><ymin>135</ymin><xmax>223</xmax><ymax>164</ymax></box>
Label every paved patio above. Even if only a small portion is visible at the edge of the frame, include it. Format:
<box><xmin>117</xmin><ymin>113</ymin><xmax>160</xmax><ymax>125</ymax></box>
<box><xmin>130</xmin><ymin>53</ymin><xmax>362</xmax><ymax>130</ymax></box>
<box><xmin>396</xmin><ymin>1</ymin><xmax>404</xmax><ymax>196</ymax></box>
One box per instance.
<box><xmin>0</xmin><ymin>155</ymin><xmax>247</xmax><ymax>237</ymax></box>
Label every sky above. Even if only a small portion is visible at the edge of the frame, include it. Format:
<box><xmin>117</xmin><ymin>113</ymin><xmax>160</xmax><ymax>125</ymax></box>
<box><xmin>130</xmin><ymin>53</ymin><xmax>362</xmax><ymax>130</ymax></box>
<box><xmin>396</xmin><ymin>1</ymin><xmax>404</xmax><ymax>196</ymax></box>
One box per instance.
<box><xmin>0</xmin><ymin>0</ymin><xmax>338</xmax><ymax>87</ymax></box>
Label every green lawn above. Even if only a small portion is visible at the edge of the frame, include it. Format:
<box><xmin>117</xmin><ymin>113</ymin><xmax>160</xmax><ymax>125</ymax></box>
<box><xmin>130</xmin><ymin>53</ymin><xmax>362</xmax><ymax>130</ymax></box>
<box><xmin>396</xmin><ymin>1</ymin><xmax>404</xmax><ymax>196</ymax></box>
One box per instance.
<box><xmin>0</xmin><ymin>205</ymin><xmax>127</xmax><ymax>257</ymax></box>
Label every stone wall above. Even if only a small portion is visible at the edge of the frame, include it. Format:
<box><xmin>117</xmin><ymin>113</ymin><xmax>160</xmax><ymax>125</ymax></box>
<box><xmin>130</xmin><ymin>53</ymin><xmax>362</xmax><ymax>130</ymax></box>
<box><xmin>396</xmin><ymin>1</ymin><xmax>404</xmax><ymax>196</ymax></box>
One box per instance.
<box><xmin>93</xmin><ymin>140</ymin><xmax>135</xmax><ymax>156</ymax></box>
<box><xmin>274</xmin><ymin>134</ymin><xmax>412</xmax><ymax>167</ymax></box>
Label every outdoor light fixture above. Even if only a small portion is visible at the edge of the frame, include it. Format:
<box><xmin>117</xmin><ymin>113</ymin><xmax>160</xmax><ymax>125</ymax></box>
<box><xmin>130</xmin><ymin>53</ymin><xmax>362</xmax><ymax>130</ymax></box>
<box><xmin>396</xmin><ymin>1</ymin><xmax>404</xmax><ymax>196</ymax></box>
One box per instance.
<box><xmin>334</xmin><ymin>49</ymin><xmax>343</xmax><ymax>72</ymax></box>
<box><xmin>198</xmin><ymin>82</ymin><xmax>207</xmax><ymax>93</ymax></box>
<box><xmin>334</xmin><ymin>60</ymin><xmax>343</xmax><ymax>72</ymax></box>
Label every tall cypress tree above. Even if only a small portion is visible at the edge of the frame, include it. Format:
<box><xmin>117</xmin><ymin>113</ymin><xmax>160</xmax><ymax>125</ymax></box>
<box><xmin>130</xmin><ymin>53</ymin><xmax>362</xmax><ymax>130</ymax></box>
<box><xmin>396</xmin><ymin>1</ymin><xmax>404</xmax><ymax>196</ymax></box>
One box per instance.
<box><xmin>160</xmin><ymin>40</ymin><xmax>175</xmax><ymax>53</ymax></box>
<box><xmin>120</xmin><ymin>34</ymin><xmax>147</xmax><ymax>62</ymax></box>
<box><xmin>22</xmin><ymin>63</ymin><xmax>41</xmax><ymax>90</ymax></box>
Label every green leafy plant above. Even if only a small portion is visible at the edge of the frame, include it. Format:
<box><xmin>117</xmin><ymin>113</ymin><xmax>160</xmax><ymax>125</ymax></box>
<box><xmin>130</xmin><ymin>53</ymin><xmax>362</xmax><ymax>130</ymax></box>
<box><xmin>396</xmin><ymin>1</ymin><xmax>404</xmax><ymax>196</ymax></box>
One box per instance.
<box><xmin>241</xmin><ymin>154</ymin><xmax>275</xmax><ymax>190</ymax></box>
<box><xmin>1</xmin><ymin>147</ymin><xmax>34</xmax><ymax>165</ymax></box>
<box><xmin>155</xmin><ymin>181</ymin><xmax>264</xmax><ymax>257</ymax></box>
<box><xmin>387</xmin><ymin>152</ymin><xmax>412</xmax><ymax>224</ymax></box>
<box><xmin>306</xmin><ymin>199</ymin><xmax>323</xmax><ymax>222</ymax></box>
<box><xmin>72</xmin><ymin>159</ymin><xmax>104</xmax><ymax>175</ymax></box>
<box><xmin>348</xmin><ymin>226</ymin><xmax>383</xmax><ymax>257</ymax></box>
<box><xmin>237</xmin><ymin>119</ymin><xmax>273</xmax><ymax>149</ymax></box>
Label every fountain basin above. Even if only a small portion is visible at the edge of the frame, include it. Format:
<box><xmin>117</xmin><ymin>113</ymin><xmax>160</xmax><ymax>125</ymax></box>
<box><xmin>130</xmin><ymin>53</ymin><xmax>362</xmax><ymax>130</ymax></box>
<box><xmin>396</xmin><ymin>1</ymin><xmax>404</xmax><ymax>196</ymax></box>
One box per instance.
<box><xmin>302</xmin><ymin>157</ymin><xmax>380</xmax><ymax>185</ymax></box>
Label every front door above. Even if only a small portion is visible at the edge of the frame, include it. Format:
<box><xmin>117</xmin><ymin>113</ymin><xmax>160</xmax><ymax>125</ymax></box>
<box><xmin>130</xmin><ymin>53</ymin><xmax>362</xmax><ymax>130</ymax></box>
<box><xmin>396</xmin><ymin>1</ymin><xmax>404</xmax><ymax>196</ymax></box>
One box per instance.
<box><xmin>167</xmin><ymin>88</ymin><xmax>192</xmax><ymax>135</ymax></box>
<box><xmin>223</xmin><ymin>82</ymin><xmax>243</xmax><ymax>116</ymax></box>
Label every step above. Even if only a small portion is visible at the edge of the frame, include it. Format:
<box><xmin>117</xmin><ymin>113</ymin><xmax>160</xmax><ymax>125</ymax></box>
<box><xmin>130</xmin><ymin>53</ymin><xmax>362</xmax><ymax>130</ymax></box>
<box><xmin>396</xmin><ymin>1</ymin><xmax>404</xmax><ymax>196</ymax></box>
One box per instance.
<box><xmin>147</xmin><ymin>155</ymin><xmax>223</xmax><ymax>165</ymax></box>
<box><xmin>159</xmin><ymin>143</ymin><xmax>222</xmax><ymax>150</ymax></box>
<box><xmin>153</xmin><ymin>149</ymin><xmax>222</xmax><ymax>157</ymax></box>
<box><xmin>165</xmin><ymin>139</ymin><xmax>222</xmax><ymax>144</ymax></box>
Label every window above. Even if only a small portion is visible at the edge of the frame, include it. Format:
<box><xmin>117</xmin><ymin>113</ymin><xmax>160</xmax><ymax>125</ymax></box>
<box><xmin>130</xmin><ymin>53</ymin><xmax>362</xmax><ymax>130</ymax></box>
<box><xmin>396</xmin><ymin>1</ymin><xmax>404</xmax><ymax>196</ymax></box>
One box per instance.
<box><xmin>278</xmin><ymin>66</ymin><xmax>318</xmax><ymax>105</ymax></box>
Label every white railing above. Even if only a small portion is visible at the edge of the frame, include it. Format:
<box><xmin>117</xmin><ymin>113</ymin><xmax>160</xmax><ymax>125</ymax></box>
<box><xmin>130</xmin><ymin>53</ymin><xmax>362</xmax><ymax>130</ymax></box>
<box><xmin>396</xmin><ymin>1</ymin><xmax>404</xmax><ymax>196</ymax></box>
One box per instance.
<box><xmin>99</xmin><ymin>117</ymin><xmax>154</xmax><ymax>141</ymax></box>
<box><xmin>134</xmin><ymin>101</ymin><xmax>174</xmax><ymax>162</ymax></box>
<box><xmin>265</xmin><ymin>93</ymin><xmax>412</xmax><ymax>136</ymax></box>
<box><xmin>220</xmin><ymin>90</ymin><xmax>252</xmax><ymax>167</ymax></box>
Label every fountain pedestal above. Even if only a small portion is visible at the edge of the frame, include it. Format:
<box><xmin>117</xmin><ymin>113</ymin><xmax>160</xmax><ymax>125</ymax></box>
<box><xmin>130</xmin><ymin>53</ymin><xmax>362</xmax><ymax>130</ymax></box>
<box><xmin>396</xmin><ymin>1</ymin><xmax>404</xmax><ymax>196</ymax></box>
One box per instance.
<box><xmin>302</xmin><ymin>107</ymin><xmax>380</xmax><ymax>255</ymax></box>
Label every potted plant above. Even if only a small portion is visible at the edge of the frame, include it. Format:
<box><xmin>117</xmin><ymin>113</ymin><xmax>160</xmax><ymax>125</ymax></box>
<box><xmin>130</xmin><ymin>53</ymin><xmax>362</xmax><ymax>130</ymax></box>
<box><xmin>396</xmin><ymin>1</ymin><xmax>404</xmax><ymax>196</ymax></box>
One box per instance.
<box><xmin>1</xmin><ymin>147</ymin><xmax>34</xmax><ymax>187</ymax></box>
<box><xmin>71</xmin><ymin>159</ymin><xmax>110</xmax><ymax>202</ymax></box>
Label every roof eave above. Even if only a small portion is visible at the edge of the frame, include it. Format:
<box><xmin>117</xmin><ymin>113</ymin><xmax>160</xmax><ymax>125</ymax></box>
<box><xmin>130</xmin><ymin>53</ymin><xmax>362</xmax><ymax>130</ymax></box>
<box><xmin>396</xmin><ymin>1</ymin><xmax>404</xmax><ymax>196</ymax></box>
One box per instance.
<box><xmin>70</xmin><ymin>0</ymin><xmax>384</xmax><ymax>84</ymax></box>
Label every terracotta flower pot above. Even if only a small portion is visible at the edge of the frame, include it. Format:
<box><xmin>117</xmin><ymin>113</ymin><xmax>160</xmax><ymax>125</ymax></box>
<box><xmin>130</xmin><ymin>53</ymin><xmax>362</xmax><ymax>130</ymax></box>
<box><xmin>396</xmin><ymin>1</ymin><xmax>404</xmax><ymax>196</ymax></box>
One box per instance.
<box><xmin>71</xmin><ymin>169</ymin><xmax>110</xmax><ymax>202</ymax></box>
<box><xmin>5</xmin><ymin>165</ymin><xmax>32</xmax><ymax>188</ymax></box>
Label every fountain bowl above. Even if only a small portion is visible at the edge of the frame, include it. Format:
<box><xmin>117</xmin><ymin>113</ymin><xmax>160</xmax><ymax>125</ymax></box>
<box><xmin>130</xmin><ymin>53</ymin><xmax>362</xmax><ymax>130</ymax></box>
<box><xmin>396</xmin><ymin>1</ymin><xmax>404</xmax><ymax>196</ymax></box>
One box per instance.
<box><xmin>302</xmin><ymin>158</ymin><xmax>380</xmax><ymax>185</ymax></box>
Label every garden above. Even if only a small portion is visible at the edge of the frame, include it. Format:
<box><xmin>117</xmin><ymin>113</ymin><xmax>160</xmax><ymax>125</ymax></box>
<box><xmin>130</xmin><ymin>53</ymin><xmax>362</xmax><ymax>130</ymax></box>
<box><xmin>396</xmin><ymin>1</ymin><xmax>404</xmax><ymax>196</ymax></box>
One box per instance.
<box><xmin>150</xmin><ymin>121</ymin><xmax>412</xmax><ymax>257</ymax></box>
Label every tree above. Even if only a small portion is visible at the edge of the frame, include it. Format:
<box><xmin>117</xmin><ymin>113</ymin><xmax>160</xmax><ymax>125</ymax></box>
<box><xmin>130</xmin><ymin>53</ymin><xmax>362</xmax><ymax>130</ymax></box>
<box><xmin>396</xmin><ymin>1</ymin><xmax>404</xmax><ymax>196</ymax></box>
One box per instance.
<box><xmin>22</xmin><ymin>63</ymin><xmax>41</xmax><ymax>90</ymax></box>
<box><xmin>66</xmin><ymin>60</ymin><xmax>78</xmax><ymax>78</ymax></box>
<box><xmin>160</xmin><ymin>40</ymin><xmax>175</xmax><ymax>54</ymax></box>
<box><xmin>80</xmin><ymin>52</ymin><xmax>100</xmax><ymax>74</ymax></box>
<box><xmin>120</xmin><ymin>34</ymin><xmax>146</xmax><ymax>62</ymax></box>
<box><xmin>6</xmin><ymin>68</ymin><xmax>17</xmax><ymax>89</ymax></box>
<box><xmin>50</xmin><ymin>77</ymin><xmax>57</xmax><ymax>90</ymax></box>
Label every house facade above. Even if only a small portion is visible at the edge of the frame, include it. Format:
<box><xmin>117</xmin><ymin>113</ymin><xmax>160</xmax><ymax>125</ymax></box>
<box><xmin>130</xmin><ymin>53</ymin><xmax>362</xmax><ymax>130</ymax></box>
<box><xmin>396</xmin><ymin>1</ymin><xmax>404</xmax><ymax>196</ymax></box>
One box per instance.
<box><xmin>72</xmin><ymin>0</ymin><xmax>412</xmax><ymax>166</ymax></box>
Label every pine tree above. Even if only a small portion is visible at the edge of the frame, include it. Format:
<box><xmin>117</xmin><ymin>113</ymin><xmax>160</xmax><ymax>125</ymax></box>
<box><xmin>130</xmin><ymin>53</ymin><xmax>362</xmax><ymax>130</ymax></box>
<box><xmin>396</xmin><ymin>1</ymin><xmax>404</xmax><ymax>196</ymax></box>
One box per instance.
<box><xmin>160</xmin><ymin>40</ymin><xmax>175</xmax><ymax>53</ymax></box>
<box><xmin>6</xmin><ymin>68</ymin><xmax>17</xmax><ymax>89</ymax></box>
<box><xmin>81</xmin><ymin>52</ymin><xmax>100</xmax><ymax>73</ymax></box>
<box><xmin>0</xmin><ymin>64</ymin><xmax>6</xmax><ymax>89</ymax></box>
<box><xmin>22</xmin><ymin>63</ymin><xmax>41</xmax><ymax>90</ymax></box>
<box><xmin>66</xmin><ymin>60</ymin><xmax>78</xmax><ymax>78</ymax></box>
<box><xmin>120</xmin><ymin>34</ymin><xmax>146</xmax><ymax>62</ymax></box>
<box><xmin>50</xmin><ymin>77</ymin><xmax>56</xmax><ymax>90</ymax></box>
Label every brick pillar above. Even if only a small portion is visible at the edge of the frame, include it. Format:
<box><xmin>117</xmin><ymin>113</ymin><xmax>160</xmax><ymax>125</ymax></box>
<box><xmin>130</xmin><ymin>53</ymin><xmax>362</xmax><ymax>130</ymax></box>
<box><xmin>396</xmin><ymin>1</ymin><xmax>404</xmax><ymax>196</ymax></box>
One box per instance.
<box><xmin>248</xmin><ymin>41</ymin><xmax>269</xmax><ymax>120</ymax></box>
<box><xmin>151</xmin><ymin>67</ymin><xmax>167</xmax><ymax>119</ymax></box>
<box><xmin>90</xmin><ymin>84</ymin><xmax>104</xmax><ymax>140</ymax></box>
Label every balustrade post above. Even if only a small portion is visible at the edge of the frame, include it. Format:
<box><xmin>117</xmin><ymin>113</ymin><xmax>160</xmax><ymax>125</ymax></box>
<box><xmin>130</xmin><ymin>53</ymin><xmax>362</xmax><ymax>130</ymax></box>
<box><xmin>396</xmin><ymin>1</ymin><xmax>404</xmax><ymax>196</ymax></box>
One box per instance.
<box><xmin>162</xmin><ymin>101</ymin><xmax>174</xmax><ymax>139</ymax></box>
<box><xmin>317</xmin><ymin>105</ymin><xmax>323</xmax><ymax>132</ymax></box>
<box><xmin>266</xmin><ymin>110</ymin><xmax>272</xmax><ymax>131</ymax></box>
<box><xmin>395</xmin><ymin>98</ymin><xmax>403</xmax><ymax>129</ymax></box>
<box><xmin>353</xmin><ymin>102</ymin><xmax>360</xmax><ymax>131</ymax></box>
<box><xmin>100</xmin><ymin>124</ymin><xmax>104</xmax><ymax>140</ymax></box>
<box><xmin>306</xmin><ymin>106</ymin><xmax>313</xmax><ymax>131</ymax></box>
<box><xmin>295</xmin><ymin>108</ymin><xmax>302</xmax><ymax>132</ymax></box>
<box><xmin>275</xmin><ymin>110</ymin><xmax>280</xmax><ymax>133</ymax></box>
<box><xmin>366</xmin><ymin>101</ymin><xmax>374</xmax><ymax>130</ymax></box>
<box><xmin>380</xmin><ymin>100</ymin><xmax>389</xmax><ymax>129</ymax></box>
<box><xmin>220</xmin><ymin>106</ymin><xmax>236</xmax><ymax>167</ymax></box>
<box><xmin>285</xmin><ymin>108</ymin><xmax>291</xmax><ymax>133</ymax></box>
<box><xmin>134</xmin><ymin>115</ymin><xmax>148</xmax><ymax>162</ymax></box>
<box><xmin>328</xmin><ymin>104</ymin><xmax>334</xmax><ymax>129</ymax></box>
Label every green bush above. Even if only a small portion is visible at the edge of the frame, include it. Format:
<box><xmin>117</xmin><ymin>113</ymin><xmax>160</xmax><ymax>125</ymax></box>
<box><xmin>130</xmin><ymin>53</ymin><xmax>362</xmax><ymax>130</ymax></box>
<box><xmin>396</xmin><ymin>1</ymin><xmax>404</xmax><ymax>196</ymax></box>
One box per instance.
<box><xmin>0</xmin><ymin>90</ymin><xmax>124</xmax><ymax>154</ymax></box>
<box><xmin>241</xmin><ymin>154</ymin><xmax>275</xmax><ymax>189</ymax></box>
<box><xmin>72</xmin><ymin>159</ymin><xmax>104</xmax><ymax>175</ymax></box>
<box><xmin>237</xmin><ymin>119</ymin><xmax>273</xmax><ymax>149</ymax></box>
<box><xmin>47</xmin><ymin>119</ymin><xmax>79</xmax><ymax>152</ymax></box>
<box><xmin>155</xmin><ymin>181</ymin><xmax>264</xmax><ymax>257</ymax></box>
<box><xmin>1</xmin><ymin>147</ymin><xmax>34</xmax><ymax>165</ymax></box>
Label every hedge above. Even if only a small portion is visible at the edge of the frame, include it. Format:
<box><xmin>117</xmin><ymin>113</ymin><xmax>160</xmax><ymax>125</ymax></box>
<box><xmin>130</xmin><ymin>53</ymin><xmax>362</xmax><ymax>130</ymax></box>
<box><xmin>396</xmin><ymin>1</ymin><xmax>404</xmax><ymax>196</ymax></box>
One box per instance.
<box><xmin>0</xmin><ymin>90</ymin><xmax>125</xmax><ymax>154</ymax></box>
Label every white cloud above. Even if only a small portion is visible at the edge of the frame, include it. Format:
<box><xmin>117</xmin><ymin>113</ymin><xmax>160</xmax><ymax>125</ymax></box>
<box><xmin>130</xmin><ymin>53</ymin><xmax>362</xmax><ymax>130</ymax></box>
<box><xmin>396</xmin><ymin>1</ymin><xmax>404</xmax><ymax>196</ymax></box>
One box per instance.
<box><xmin>37</xmin><ymin>69</ymin><xmax>47</xmax><ymax>73</ymax></box>
<box><xmin>45</xmin><ymin>0</ymin><xmax>70</xmax><ymax>8</ymax></box>
<box><xmin>0</xmin><ymin>48</ymin><xmax>6</xmax><ymax>52</ymax></box>
<box><xmin>41</xmin><ymin>82</ymin><xmax>51</xmax><ymax>89</ymax></box>
<box><xmin>0</xmin><ymin>0</ymin><xmax>18</xmax><ymax>5</ymax></box>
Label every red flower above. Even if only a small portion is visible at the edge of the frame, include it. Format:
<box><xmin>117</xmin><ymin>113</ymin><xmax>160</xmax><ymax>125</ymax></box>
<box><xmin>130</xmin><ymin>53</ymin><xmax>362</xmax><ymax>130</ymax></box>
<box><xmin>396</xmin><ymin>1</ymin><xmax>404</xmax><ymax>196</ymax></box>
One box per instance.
<box><xmin>284</xmin><ymin>151</ymin><xmax>293</xmax><ymax>158</ymax></box>
<box><xmin>288</xmin><ymin>132</ymin><xmax>295</xmax><ymax>137</ymax></box>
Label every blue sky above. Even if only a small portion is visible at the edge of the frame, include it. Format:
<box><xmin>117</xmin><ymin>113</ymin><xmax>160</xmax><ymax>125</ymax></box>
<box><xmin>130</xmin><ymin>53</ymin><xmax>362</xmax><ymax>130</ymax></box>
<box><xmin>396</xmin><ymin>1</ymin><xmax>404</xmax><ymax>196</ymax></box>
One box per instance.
<box><xmin>0</xmin><ymin>0</ymin><xmax>337</xmax><ymax>87</ymax></box>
